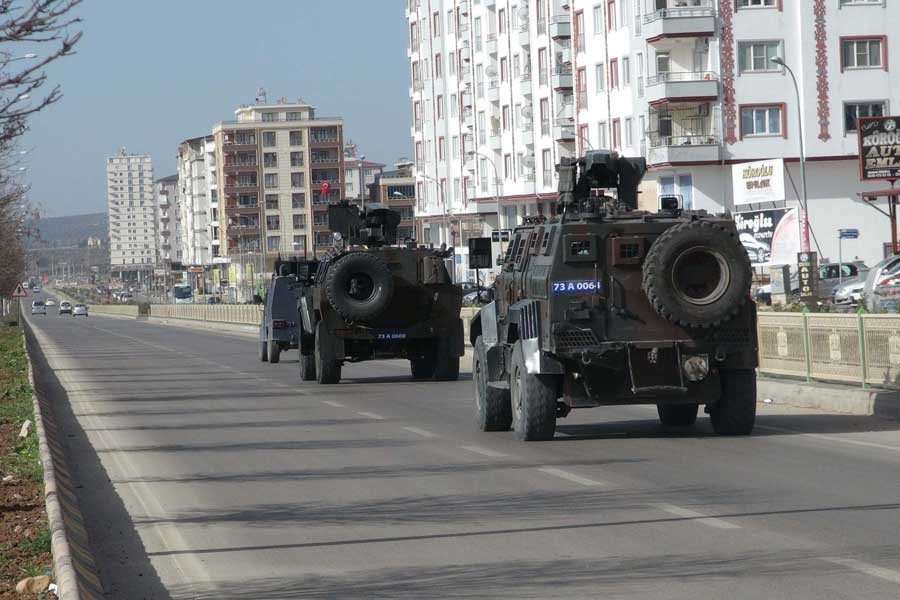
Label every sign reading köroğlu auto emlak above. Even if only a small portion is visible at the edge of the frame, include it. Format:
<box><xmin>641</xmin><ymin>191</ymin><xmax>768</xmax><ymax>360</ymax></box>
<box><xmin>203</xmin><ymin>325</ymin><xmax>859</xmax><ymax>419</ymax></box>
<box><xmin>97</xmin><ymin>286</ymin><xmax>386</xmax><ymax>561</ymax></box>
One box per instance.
<box><xmin>858</xmin><ymin>116</ymin><xmax>900</xmax><ymax>180</ymax></box>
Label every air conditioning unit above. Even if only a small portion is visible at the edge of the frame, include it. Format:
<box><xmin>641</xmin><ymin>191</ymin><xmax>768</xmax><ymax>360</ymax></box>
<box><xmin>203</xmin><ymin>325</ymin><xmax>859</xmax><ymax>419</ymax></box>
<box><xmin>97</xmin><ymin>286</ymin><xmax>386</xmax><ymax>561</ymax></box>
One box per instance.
<box><xmin>521</xmin><ymin>105</ymin><xmax>533</xmax><ymax>119</ymax></box>
<box><xmin>697</xmin><ymin>103</ymin><xmax>710</xmax><ymax>117</ymax></box>
<box><xmin>521</xmin><ymin>156</ymin><xmax>535</xmax><ymax>168</ymax></box>
<box><xmin>485</xmin><ymin>65</ymin><xmax>498</xmax><ymax>77</ymax></box>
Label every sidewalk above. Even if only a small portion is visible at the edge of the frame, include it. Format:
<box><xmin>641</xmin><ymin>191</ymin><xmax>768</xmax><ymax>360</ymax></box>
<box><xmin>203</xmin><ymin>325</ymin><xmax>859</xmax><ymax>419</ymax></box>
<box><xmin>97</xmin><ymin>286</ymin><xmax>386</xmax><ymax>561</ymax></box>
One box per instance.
<box><xmin>757</xmin><ymin>377</ymin><xmax>900</xmax><ymax>418</ymax></box>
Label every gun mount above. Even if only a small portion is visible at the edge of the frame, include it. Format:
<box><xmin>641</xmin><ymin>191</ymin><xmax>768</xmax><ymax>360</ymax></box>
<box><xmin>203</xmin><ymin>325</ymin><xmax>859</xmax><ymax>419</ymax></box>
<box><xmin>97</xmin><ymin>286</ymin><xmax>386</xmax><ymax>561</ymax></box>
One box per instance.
<box><xmin>327</xmin><ymin>201</ymin><xmax>402</xmax><ymax>247</ymax></box>
<box><xmin>557</xmin><ymin>150</ymin><xmax>648</xmax><ymax>219</ymax></box>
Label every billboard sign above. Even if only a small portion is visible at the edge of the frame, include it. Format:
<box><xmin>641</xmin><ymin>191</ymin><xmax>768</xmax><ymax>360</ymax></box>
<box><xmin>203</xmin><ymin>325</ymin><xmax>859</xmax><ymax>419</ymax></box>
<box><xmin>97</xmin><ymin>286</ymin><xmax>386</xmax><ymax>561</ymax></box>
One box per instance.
<box><xmin>735</xmin><ymin>208</ymin><xmax>789</xmax><ymax>267</ymax></box>
<box><xmin>732</xmin><ymin>158</ymin><xmax>785</xmax><ymax>206</ymax></box>
<box><xmin>468</xmin><ymin>237</ymin><xmax>493</xmax><ymax>269</ymax></box>
<box><xmin>858</xmin><ymin>116</ymin><xmax>900</xmax><ymax>180</ymax></box>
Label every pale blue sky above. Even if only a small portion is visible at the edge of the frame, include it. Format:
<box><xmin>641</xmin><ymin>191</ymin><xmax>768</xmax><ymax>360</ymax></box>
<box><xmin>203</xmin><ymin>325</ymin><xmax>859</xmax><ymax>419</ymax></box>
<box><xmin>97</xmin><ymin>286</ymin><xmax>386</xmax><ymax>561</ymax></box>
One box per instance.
<box><xmin>24</xmin><ymin>0</ymin><xmax>411</xmax><ymax>217</ymax></box>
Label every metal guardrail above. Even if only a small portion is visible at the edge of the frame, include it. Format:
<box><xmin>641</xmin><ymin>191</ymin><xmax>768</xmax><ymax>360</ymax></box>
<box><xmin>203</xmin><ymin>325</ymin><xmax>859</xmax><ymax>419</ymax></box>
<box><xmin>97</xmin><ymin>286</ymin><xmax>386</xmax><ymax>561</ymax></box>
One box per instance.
<box><xmin>758</xmin><ymin>311</ymin><xmax>900</xmax><ymax>389</ymax></box>
<box><xmin>151</xmin><ymin>303</ymin><xmax>263</xmax><ymax>325</ymax></box>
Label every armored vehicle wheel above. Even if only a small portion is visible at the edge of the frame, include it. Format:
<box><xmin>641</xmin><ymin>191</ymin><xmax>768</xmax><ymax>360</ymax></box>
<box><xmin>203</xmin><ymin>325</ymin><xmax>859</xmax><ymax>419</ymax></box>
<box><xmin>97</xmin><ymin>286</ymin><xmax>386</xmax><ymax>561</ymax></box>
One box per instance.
<box><xmin>410</xmin><ymin>353</ymin><xmax>436</xmax><ymax>379</ymax></box>
<box><xmin>509</xmin><ymin>341</ymin><xmax>557</xmax><ymax>441</ymax></box>
<box><xmin>324</xmin><ymin>252</ymin><xmax>395</xmax><ymax>322</ymax></box>
<box><xmin>315</xmin><ymin>321</ymin><xmax>342</xmax><ymax>384</ymax></box>
<box><xmin>657</xmin><ymin>403</ymin><xmax>699</xmax><ymax>428</ymax></box>
<box><xmin>710</xmin><ymin>369</ymin><xmax>756</xmax><ymax>436</ymax></box>
<box><xmin>642</xmin><ymin>220</ymin><xmax>751</xmax><ymax>329</ymax></box>
<box><xmin>299</xmin><ymin>352</ymin><xmax>316</xmax><ymax>381</ymax></box>
<box><xmin>260</xmin><ymin>341</ymin><xmax>268</xmax><ymax>362</ymax></box>
<box><xmin>474</xmin><ymin>336</ymin><xmax>511</xmax><ymax>431</ymax></box>
<box><xmin>433</xmin><ymin>337</ymin><xmax>460</xmax><ymax>381</ymax></box>
<box><xmin>268</xmin><ymin>340</ymin><xmax>281</xmax><ymax>363</ymax></box>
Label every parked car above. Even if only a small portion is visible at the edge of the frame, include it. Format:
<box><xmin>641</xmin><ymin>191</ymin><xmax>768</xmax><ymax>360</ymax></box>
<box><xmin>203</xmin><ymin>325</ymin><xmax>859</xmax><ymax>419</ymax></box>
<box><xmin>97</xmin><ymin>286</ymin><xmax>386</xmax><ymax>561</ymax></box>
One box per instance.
<box><xmin>259</xmin><ymin>275</ymin><xmax>301</xmax><ymax>364</ymax></box>
<box><xmin>30</xmin><ymin>300</ymin><xmax>46</xmax><ymax>315</ymax></box>
<box><xmin>756</xmin><ymin>260</ymin><xmax>868</xmax><ymax>305</ymax></box>
<box><xmin>865</xmin><ymin>255</ymin><xmax>900</xmax><ymax>312</ymax></box>
<box><xmin>832</xmin><ymin>277</ymin><xmax>866</xmax><ymax>308</ymax></box>
<box><xmin>72</xmin><ymin>304</ymin><xmax>89</xmax><ymax>317</ymax></box>
<box><xmin>58</xmin><ymin>301</ymin><xmax>73</xmax><ymax>315</ymax></box>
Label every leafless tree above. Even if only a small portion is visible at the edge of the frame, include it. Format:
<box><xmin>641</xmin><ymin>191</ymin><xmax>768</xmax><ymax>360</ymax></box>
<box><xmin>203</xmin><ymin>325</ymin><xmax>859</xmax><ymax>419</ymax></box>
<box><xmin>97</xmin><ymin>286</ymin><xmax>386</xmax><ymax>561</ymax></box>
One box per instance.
<box><xmin>0</xmin><ymin>0</ymin><xmax>82</xmax><ymax>296</ymax></box>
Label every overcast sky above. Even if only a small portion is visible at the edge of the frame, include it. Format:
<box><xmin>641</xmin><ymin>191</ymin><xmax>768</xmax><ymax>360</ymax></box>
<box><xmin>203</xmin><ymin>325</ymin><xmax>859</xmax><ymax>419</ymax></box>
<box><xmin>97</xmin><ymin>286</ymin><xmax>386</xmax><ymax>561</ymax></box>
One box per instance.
<box><xmin>23</xmin><ymin>0</ymin><xmax>411</xmax><ymax>217</ymax></box>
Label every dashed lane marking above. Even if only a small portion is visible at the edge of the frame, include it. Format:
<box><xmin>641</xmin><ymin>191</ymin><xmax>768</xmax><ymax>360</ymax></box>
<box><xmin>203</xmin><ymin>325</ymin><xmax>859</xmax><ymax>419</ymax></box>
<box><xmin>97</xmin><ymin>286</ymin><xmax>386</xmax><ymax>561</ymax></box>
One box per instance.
<box><xmin>321</xmin><ymin>400</ymin><xmax>345</xmax><ymax>408</ymax></box>
<box><xmin>651</xmin><ymin>503</ymin><xmax>741</xmax><ymax>530</ymax></box>
<box><xmin>536</xmin><ymin>466</ymin><xmax>604</xmax><ymax>487</ymax></box>
<box><xmin>357</xmin><ymin>411</ymin><xmax>386</xmax><ymax>420</ymax></box>
<box><xmin>757</xmin><ymin>425</ymin><xmax>900</xmax><ymax>453</ymax></box>
<box><xmin>459</xmin><ymin>445</ymin><xmax>509</xmax><ymax>458</ymax></box>
<box><xmin>402</xmin><ymin>426</ymin><xmax>437</xmax><ymax>438</ymax></box>
<box><xmin>821</xmin><ymin>557</ymin><xmax>900</xmax><ymax>584</ymax></box>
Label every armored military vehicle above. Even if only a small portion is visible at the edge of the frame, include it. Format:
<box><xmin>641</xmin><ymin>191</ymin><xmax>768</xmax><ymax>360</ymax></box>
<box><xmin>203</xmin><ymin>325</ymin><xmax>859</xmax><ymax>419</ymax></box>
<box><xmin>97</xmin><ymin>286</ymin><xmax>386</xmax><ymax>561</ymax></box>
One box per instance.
<box><xmin>295</xmin><ymin>201</ymin><xmax>464</xmax><ymax>384</ymax></box>
<box><xmin>470</xmin><ymin>150</ymin><xmax>758</xmax><ymax>441</ymax></box>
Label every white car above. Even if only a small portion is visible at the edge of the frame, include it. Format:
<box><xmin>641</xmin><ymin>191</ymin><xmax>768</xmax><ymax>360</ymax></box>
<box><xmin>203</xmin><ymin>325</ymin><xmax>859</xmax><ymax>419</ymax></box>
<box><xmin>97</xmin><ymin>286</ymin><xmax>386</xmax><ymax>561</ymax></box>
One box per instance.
<box><xmin>58</xmin><ymin>301</ymin><xmax>73</xmax><ymax>315</ymax></box>
<box><xmin>740</xmin><ymin>233</ymin><xmax>770</xmax><ymax>265</ymax></box>
<box><xmin>72</xmin><ymin>304</ymin><xmax>89</xmax><ymax>317</ymax></box>
<box><xmin>30</xmin><ymin>301</ymin><xmax>46</xmax><ymax>315</ymax></box>
<box><xmin>44</xmin><ymin>298</ymin><xmax>56</xmax><ymax>306</ymax></box>
<box><xmin>832</xmin><ymin>278</ymin><xmax>865</xmax><ymax>308</ymax></box>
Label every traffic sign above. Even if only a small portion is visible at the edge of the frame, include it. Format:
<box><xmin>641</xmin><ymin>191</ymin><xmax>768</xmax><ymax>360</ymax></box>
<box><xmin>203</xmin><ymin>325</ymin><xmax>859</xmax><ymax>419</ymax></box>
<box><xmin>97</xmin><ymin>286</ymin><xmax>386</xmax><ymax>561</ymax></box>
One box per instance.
<box><xmin>838</xmin><ymin>228</ymin><xmax>860</xmax><ymax>239</ymax></box>
<box><xmin>11</xmin><ymin>284</ymin><xmax>27</xmax><ymax>298</ymax></box>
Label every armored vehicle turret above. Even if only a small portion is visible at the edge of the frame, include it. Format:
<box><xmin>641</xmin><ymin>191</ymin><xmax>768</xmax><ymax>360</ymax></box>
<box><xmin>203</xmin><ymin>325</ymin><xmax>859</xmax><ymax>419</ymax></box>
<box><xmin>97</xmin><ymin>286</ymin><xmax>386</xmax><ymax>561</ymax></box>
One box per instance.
<box><xmin>470</xmin><ymin>150</ymin><xmax>758</xmax><ymax>441</ymax></box>
<box><xmin>295</xmin><ymin>201</ymin><xmax>464</xmax><ymax>384</ymax></box>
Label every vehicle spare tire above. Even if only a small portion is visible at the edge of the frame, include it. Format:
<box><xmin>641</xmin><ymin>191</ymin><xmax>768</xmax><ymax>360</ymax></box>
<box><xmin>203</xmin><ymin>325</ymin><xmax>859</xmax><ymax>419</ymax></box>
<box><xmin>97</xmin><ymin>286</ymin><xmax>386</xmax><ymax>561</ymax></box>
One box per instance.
<box><xmin>642</xmin><ymin>220</ymin><xmax>751</xmax><ymax>329</ymax></box>
<box><xmin>324</xmin><ymin>252</ymin><xmax>395</xmax><ymax>322</ymax></box>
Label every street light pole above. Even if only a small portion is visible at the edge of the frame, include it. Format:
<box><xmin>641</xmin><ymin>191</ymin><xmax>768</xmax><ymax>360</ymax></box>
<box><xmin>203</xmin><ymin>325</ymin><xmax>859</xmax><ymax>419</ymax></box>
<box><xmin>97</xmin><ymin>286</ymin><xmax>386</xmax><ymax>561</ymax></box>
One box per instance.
<box><xmin>359</xmin><ymin>154</ymin><xmax>367</xmax><ymax>212</ymax></box>
<box><xmin>771</xmin><ymin>56</ymin><xmax>811</xmax><ymax>252</ymax></box>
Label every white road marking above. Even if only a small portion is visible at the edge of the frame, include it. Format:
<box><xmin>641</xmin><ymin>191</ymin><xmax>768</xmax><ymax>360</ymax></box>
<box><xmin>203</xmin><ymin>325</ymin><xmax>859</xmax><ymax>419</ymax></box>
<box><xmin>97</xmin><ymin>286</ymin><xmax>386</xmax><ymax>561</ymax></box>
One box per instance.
<box><xmin>321</xmin><ymin>400</ymin><xmax>345</xmax><ymax>408</ymax></box>
<box><xmin>357</xmin><ymin>411</ymin><xmax>386</xmax><ymax>420</ymax></box>
<box><xmin>757</xmin><ymin>425</ymin><xmax>900</xmax><ymax>453</ymax></box>
<box><xmin>555</xmin><ymin>431</ymin><xmax>572</xmax><ymax>437</ymax></box>
<box><xmin>821</xmin><ymin>557</ymin><xmax>900</xmax><ymax>584</ymax></box>
<box><xmin>536</xmin><ymin>467</ymin><xmax>604</xmax><ymax>487</ymax></box>
<box><xmin>459</xmin><ymin>445</ymin><xmax>508</xmax><ymax>458</ymax></box>
<box><xmin>651</xmin><ymin>503</ymin><xmax>741</xmax><ymax>530</ymax></box>
<box><xmin>402</xmin><ymin>426</ymin><xmax>437</xmax><ymax>438</ymax></box>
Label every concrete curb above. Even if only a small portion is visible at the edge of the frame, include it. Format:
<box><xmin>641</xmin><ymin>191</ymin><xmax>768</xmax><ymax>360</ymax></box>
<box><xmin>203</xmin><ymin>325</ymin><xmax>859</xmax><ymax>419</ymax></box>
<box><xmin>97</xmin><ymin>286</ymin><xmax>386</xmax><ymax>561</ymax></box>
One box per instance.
<box><xmin>22</xmin><ymin>327</ymin><xmax>78</xmax><ymax>598</ymax></box>
<box><xmin>23</xmin><ymin>323</ymin><xmax>104</xmax><ymax>600</ymax></box>
<box><xmin>757</xmin><ymin>376</ymin><xmax>900</xmax><ymax>418</ymax></box>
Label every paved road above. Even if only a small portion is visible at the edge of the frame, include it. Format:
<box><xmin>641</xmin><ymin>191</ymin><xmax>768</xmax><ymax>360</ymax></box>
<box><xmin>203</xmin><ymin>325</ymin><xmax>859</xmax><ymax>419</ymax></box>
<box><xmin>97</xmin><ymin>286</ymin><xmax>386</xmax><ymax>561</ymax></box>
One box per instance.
<box><xmin>24</xmin><ymin>304</ymin><xmax>900</xmax><ymax>599</ymax></box>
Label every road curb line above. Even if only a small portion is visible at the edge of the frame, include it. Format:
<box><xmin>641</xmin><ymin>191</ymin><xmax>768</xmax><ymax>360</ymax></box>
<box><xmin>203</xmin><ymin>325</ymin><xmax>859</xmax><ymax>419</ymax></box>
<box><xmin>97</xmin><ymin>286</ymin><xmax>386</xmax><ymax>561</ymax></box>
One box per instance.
<box><xmin>23</xmin><ymin>323</ymin><xmax>103</xmax><ymax>600</ymax></box>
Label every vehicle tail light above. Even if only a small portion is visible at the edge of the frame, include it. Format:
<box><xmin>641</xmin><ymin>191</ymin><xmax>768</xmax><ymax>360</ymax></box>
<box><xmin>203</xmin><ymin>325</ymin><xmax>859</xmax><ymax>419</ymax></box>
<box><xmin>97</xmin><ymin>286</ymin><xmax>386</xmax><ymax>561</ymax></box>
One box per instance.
<box><xmin>272</xmin><ymin>319</ymin><xmax>291</xmax><ymax>329</ymax></box>
<box><xmin>879</xmin><ymin>276</ymin><xmax>900</xmax><ymax>287</ymax></box>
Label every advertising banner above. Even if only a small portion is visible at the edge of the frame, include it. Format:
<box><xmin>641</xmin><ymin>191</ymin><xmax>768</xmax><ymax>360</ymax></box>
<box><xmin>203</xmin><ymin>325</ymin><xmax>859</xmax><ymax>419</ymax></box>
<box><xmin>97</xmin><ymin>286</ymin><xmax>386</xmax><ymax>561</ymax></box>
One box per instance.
<box><xmin>858</xmin><ymin>116</ymin><xmax>900</xmax><ymax>180</ymax></box>
<box><xmin>732</xmin><ymin>158</ymin><xmax>786</xmax><ymax>206</ymax></box>
<box><xmin>734</xmin><ymin>208</ymin><xmax>801</xmax><ymax>267</ymax></box>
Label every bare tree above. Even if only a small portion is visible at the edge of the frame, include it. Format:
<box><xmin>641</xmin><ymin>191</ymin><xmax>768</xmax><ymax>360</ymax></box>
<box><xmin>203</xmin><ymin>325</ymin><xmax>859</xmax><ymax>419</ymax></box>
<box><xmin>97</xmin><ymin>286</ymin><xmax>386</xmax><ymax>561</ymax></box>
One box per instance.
<box><xmin>0</xmin><ymin>0</ymin><xmax>82</xmax><ymax>296</ymax></box>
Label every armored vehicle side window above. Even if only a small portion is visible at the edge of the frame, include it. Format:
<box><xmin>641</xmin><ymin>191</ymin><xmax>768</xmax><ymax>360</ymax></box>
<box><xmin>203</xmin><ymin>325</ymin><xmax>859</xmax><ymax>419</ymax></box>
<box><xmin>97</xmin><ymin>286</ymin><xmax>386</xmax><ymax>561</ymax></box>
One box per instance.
<box><xmin>529</xmin><ymin>227</ymin><xmax>542</xmax><ymax>255</ymax></box>
<box><xmin>514</xmin><ymin>231</ymin><xmax>534</xmax><ymax>270</ymax></box>
<box><xmin>503</xmin><ymin>234</ymin><xmax>521</xmax><ymax>268</ymax></box>
<box><xmin>541</xmin><ymin>227</ymin><xmax>556</xmax><ymax>256</ymax></box>
<box><xmin>564</xmin><ymin>234</ymin><xmax>598</xmax><ymax>263</ymax></box>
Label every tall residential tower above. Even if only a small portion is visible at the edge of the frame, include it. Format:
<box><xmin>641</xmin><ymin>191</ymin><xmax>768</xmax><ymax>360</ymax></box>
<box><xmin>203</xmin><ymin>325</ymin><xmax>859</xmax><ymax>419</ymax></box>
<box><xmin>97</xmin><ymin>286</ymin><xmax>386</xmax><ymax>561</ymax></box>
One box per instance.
<box><xmin>106</xmin><ymin>149</ymin><xmax>156</xmax><ymax>279</ymax></box>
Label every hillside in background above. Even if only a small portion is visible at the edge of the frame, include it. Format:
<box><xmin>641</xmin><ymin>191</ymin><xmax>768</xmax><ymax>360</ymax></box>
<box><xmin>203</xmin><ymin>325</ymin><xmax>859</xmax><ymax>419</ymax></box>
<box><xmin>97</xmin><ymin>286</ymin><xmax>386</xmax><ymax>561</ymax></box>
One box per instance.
<box><xmin>28</xmin><ymin>212</ymin><xmax>108</xmax><ymax>248</ymax></box>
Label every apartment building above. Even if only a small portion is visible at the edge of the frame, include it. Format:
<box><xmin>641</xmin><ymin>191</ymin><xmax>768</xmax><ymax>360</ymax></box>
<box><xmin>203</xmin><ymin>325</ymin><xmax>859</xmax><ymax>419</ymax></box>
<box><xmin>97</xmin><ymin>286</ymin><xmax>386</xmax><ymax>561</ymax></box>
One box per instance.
<box><xmin>176</xmin><ymin>136</ymin><xmax>214</xmax><ymax>267</ymax></box>
<box><xmin>107</xmin><ymin>149</ymin><xmax>156</xmax><ymax>278</ymax></box>
<box><xmin>408</xmin><ymin>0</ymin><xmax>900</xmax><ymax>269</ymax></box>
<box><xmin>212</xmin><ymin>99</ymin><xmax>345</xmax><ymax>264</ymax></box>
<box><xmin>154</xmin><ymin>174</ymin><xmax>182</xmax><ymax>267</ymax></box>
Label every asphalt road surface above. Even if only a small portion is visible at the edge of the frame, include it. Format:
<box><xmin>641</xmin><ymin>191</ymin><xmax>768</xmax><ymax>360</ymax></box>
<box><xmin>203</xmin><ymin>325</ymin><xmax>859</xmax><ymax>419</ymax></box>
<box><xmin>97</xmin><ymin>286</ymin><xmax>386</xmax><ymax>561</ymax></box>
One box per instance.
<box><xmin>24</xmin><ymin>302</ymin><xmax>900</xmax><ymax>599</ymax></box>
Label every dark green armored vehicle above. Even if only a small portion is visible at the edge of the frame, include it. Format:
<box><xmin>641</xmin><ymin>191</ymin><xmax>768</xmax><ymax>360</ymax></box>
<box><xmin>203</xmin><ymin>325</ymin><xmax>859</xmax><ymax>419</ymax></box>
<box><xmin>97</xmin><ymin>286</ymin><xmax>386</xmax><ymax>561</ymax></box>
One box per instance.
<box><xmin>296</xmin><ymin>201</ymin><xmax>464</xmax><ymax>384</ymax></box>
<box><xmin>470</xmin><ymin>150</ymin><xmax>758</xmax><ymax>441</ymax></box>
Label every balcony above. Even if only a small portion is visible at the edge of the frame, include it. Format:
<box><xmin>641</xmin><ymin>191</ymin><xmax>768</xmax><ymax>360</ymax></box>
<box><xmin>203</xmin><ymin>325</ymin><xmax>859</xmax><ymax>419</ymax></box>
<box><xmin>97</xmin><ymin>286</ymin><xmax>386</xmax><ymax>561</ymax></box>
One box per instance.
<box><xmin>647</xmin><ymin>135</ymin><xmax>722</xmax><ymax>166</ymax></box>
<box><xmin>227</xmin><ymin>226</ymin><xmax>260</xmax><ymax>238</ymax></box>
<box><xmin>520</xmin><ymin>72</ymin><xmax>533</xmax><ymax>96</ymax></box>
<box><xmin>311</xmin><ymin>154</ymin><xmax>341</xmax><ymax>166</ymax></box>
<box><xmin>551</xmin><ymin>66</ymin><xmax>573</xmax><ymax>90</ymax></box>
<box><xmin>489</xmin><ymin>130</ymin><xmax>502</xmax><ymax>150</ymax></box>
<box><xmin>223</xmin><ymin>160</ymin><xmax>258</xmax><ymax>172</ymax></box>
<box><xmin>309</xmin><ymin>136</ymin><xmax>340</xmax><ymax>147</ymax></box>
<box><xmin>643</xmin><ymin>4</ymin><xmax>716</xmax><ymax>44</ymax></box>
<box><xmin>461</xmin><ymin>90</ymin><xmax>473</xmax><ymax>108</ymax></box>
<box><xmin>549</xmin><ymin>15</ymin><xmax>571</xmax><ymax>39</ymax></box>
<box><xmin>486</xmin><ymin>33</ymin><xmax>498</xmax><ymax>55</ymax></box>
<box><xmin>557</xmin><ymin>95</ymin><xmax>574</xmax><ymax>121</ymax></box>
<box><xmin>646</xmin><ymin>71</ymin><xmax>719</xmax><ymax>105</ymax></box>
<box><xmin>520</xmin><ymin>127</ymin><xmax>534</xmax><ymax>146</ymax></box>
<box><xmin>481</xmin><ymin>0</ymin><xmax>495</xmax><ymax>7</ymax></box>
<box><xmin>487</xmin><ymin>80</ymin><xmax>500</xmax><ymax>103</ymax></box>
<box><xmin>518</xmin><ymin>22</ymin><xmax>531</xmax><ymax>47</ymax></box>
<box><xmin>553</xmin><ymin>123</ymin><xmax>576</xmax><ymax>142</ymax></box>
<box><xmin>556</xmin><ymin>39</ymin><xmax>572</xmax><ymax>65</ymax></box>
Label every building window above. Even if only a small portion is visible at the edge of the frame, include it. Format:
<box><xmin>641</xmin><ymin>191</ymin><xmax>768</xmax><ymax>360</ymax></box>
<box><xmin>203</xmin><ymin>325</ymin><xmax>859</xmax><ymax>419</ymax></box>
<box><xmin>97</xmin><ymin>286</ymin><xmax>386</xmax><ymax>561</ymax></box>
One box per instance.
<box><xmin>504</xmin><ymin>153</ymin><xmax>513</xmax><ymax>179</ymax></box>
<box><xmin>540</xmin><ymin>98</ymin><xmax>550</xmax><ymax>135</ymax></box>
<box><xmin>593</xmin><ymin>4</ymin><xmax>604</xmax><ymax>35</ymax></box>
<box><xmin>452</xmin><ymin>135</ymin><xmax>459</xmax><ymax>157</ymax></box>
<box><xmin>839</xmin><ymin>0</ymin><xmax>882</xmax><ymax>4</ymax></box>
<box><xmin>264</xmin><ymin>173</ymin><xmax>278</xmax><ymax>188</ymax></box>
<box><xmin>612</xmin><ymin>118</ymin><xmax>621</xmax><ymax>148</ymax></box>
<box><xmin>437</xmin><ymin>95</ymin><xmax>444</xmax><ymax>118</ymax></box>
<box><xmin>434</xmin><ymin>53</ymin><xmax>442</xmax><ymax>77</ymax></box>
<box><xmin>263</xmin><ymin>152</ymin><xmax>277</xmax><ymax>168</ymax></box>
<box><xmin>622</xmin><ymin>56</ymin><xmax>630</xmax><ymax>85</ymax></box>
<box><xmin>289</xmin><ymin>130</ymin><xmax>303</xmax><ymax>146</ymax></box>
<box><xmin>598</xmin><ymin>121</ymin><xmax>608</xmax><ymax>148</ymax></box>
<box><xmin>501</xmin><ymin>57</ymin><xmax>508</xmax><ymax>82</ymax></box>
<box><xmin>624</xmin><ymin>118</ymin><xmax>633</xmax><ymax>147</ymax></box>
<box><xmin>291</xmin><ymin>192</ymin><xmax>306</xmax><ymax>208</ymax></box>
<box><xmin>502</xmin><ymin>105</ymin><xmax>511</xmax><ymax>130</ymax></box>
<box><xmin>499</xmin><ymin>8</ymin><xmax>506</xmax><ymax>33</ymax></box>
<box><xmin>542</xmin><ymin>149</ymin><xmax>552</xmax><ymax>184</ymax></box>
<box><xmin>292</xmin><ymin>214</ymin><xmax>306</xmax><ymax>229</ymax></box>
<box><xmin>738</xmin><ymin>41</ymin><xmax>782</xmax><ymax>73</ymax></box>
<box><xmin>291</xmin><ymin>172</ymin><xmax>305</xmax><ymax>187</ymax></box>
<box><xmin>267</xmin><ymin>236</ymin><xmax>280</xmax><ymax>252</ymax></box>
<box><xmin>595</xmin><ymin>63</ymin><xmax>605</xmax><ymax>92</ymax></box>
<box><xmin>266</xmin><ymin>215</ymin><xmax>280</xmax><ymax>231</ymax></box>
<box><xmin>845</xmin><ymin>101</ymin><xmax>886</xmax><ymax>133</ymax></box>
<box><xmin>439</xmin><ymin>136</ymin><xmax>446</xmax><ymax>160</ymax></box>
<box><xmin>737</xmin><ymin>0</ymin><xmax>776</xmax><ymax>6</ymax></box>
<box><xmin>433</xmin><ymin>11</ymin><xmax>441</xmax><ymax>36</ymax></box>
<box><xmin>290</xmin><ymin>151</ymin><xmax>304</xmax><ymax>167</ymax></box>
<box><xmin>740</xmin><ymin>104</ymin><xmax>784</xmax><ymax>137</ymax></box>
<box><xmin>606</xmin><ymin>0</ymin><xmax>615</xmax><ymax>30</ymax></box>
<box><xmin>265</xmin><ymin>194</ymin><xmax>279</xmax><ymax>209</ymax></box>
<box><xmin>609</xmin><ymin>58</ymin><xmax>619</xmax><ymax>89</ymax></box>
<box><xmin>262</xmin><ymin>131</ymin><xmax>277</xmax><ymax>147</ymax></box>
<box><xmin>841</xmin><ymin>37</ymin><xmax>885</xmax><ymax>70</ymax></box>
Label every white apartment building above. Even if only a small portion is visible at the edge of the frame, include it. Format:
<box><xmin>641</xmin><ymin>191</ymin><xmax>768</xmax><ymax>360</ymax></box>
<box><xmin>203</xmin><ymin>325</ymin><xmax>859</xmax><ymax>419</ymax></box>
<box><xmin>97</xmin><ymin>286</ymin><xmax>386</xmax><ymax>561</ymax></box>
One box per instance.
<box><xmin>107</xmin><ymin>149</ymin><xmax>156</xmax><ymax>278</ymax></box>
<box><xmin>408</xmin><ymin>0</ymin><xmax>900</xmax><ymax>270</ymax></box>
<box><xmin>176</xmin><ymin>136</ymin><xmax>214</xmax><ymax>267</ymax></box>
<box><xmin>154</xmin><ymin>174</ymin><xmax>182</xmax><ymax>266</ymax></box>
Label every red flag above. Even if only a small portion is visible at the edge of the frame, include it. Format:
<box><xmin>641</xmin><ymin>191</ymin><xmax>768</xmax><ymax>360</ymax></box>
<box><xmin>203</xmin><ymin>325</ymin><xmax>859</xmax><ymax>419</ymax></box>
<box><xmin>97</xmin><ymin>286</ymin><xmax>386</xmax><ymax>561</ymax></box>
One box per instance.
<box><xmin>320</xmin><ymin>181</ymin><xmax>330</xmax><ymax>196</ymax></box>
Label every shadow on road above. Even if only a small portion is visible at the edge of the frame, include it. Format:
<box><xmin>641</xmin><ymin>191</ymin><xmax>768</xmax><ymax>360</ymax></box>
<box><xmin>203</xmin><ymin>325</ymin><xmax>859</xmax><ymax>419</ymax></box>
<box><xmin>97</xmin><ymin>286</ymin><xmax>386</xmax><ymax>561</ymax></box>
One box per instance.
<box><xmin>27</xmin><ymin>327</ymin><xmax>172</xmax><ymax>600</ymax></box>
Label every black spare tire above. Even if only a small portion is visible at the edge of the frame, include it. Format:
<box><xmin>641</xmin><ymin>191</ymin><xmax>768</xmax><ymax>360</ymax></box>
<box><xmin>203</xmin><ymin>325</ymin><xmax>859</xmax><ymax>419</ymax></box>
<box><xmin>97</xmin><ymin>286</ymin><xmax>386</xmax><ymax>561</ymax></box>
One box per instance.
<box><xmin>324</xmin><ymin>252</ymin><xmax>394</xmax><ymax>322</ymax></box>
<box><xmin>642</xmin><ymin>220</ymin><xmax>751</xmax><ymax>329</ymax></box>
